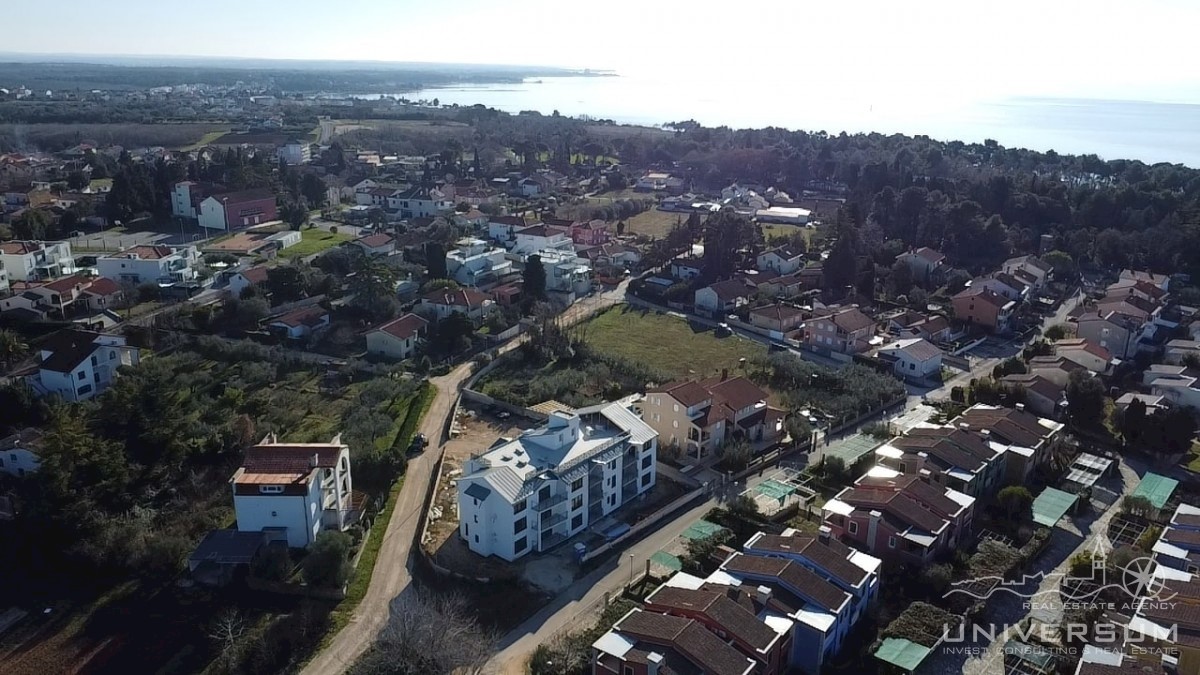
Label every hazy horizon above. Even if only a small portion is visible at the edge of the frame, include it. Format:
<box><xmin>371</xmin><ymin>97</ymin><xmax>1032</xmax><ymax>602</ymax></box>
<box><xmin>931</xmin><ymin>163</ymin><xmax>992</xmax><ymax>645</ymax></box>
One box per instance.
<box><xmin>3</xmin><ymin>0</ymin><xmax>1200</xmax><ymax>105</ymax></box>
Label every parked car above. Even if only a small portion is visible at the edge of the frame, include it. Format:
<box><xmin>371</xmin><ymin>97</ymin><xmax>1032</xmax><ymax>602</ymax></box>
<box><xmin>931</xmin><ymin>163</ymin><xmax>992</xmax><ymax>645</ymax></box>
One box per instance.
<box><xmin>409</xmin><ymin>432</ymin><xmax>428</xmax><ymax>453</ymax></box>
<box><xmin>715</xmin><ymin>323</ymin><xmax>733</xmax><ymax>337</ymax></box>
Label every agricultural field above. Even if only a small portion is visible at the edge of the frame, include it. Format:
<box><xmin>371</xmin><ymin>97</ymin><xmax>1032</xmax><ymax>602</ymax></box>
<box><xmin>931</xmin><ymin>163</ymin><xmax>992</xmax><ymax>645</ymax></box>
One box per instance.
<box><xmin>623</xmin><ymin>208</ymin><xmax>688</xmax><ymax>238</ymax></box>
<box><xmin>760</xmin><ymin>222</ymin><xmax>815</xmax><ymax>246</ymax></box>
<box><xmin>0</xmin><ymin>123</ymin><xmax>228</xmax><ymax>153</ymax></box>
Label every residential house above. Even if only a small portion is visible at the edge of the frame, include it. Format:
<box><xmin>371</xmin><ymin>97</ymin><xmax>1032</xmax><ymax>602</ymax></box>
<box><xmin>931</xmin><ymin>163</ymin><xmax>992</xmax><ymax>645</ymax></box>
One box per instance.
<box><xmin>757</xmin><ymin>246</ymin><xmax>804</xmax><ymax>276</ymax></box>
<box><xmin>511</xmin><ymin>224</ymin><xmax>574</xmax><ymax>256</ymax></box>
<box><xmin>670</xmin><ymin>257</ymin><xmax>703</xmax><ymax>281</ymax></box>
<box><xmin>643</xmin><ymin>584</ymin><xmax>792</xmax><ymax>675</ymax></box>
<box><xmin>821</xmin><ymin>472</ymin><xmax>975</xmax><ymax>563</ymax></box>
<box><xmin>1151</xmin><ymin>503</ymin><xmax>1200</xmax><ymax>573</ymax></box>
<box><xmin>877</xmin><ymin>425</ymin><xmax>1007</xmax><ymax>499</ymax></box>
<box><xmin>1119</xmin><ymin>268</ymin><xmax>1170</xmax><ymax>292</ymax></box>
<box><xmin>876</xmin><ymin>338</ymin><xmax>943</xmax><ymax>381</ymax></box>
<box><xmin>755</xmin><ymin>206</ymin><xmax>811</xmax><ymax>225</ymax></box>
<box><xmin>1148</xmin><ymin>372</ymin><xmax>1200</xmax><ymax>411</ymax></box>
<box><xmin>96</xmin><ymin>245</ymin><xmax>201</xmax><ymax>285</ymax></box>
<box><xmin>1115</xmin><ymin>392</ymin><xmax>1166</xmax><ymax>413</ymax></box>
<box><xmin>452</xmin><ymin>208</ymin><xmax>489</xmax><ymax>230</ymax></box>
<box><xmin>387</xmin><ymin>185</ymin><xmax>452</xmax><ymax>218</ymax></box>
<box><xmin>365</xmin><ymin>313</ymin><xmax>428</xmax><ymax>361</ymax></box>
<box><xmin>643</xmin><ymin>374</ymin><xmax>785</xmax><ymax>459</ymax></box>
<box><xmin>0</xmin><ymin>240</ymin><xmax>73</xmax><ymax>281</ymax></box>
<box><xmin>695</xmin><ymin>278</ymin><xmax>757</xmax><ymax>318</ymax></box>
<box><xmin>518</xmin><ymin>174</ymin><xmax>552</xmax><ymax>197</ymax></box>
<box><xmin>592</xmin><ymin>608</ymin><xmax>756</xmax><ymax>675</ymax></box>
<box><xmin>446</xmin><ymin>238</ymin><xmax>514</xmax><ymax>289</ymax></box>
<box><xmin>568</xmin><ymin>219</ymin><xmax>610</xmax><ymax>246</ymax></box>
<box><xmin>535</xmin><ymin>248</ymin><xmax>592</xmax><ymax>298</ymax></box>
<box><xmin>955</xmin><ymin>404</ymin><xmax>1065</xmax><ymax>485</ymax></box>
<box><xmin>487</xmin><ymin>215</ymin><xmax>527</xmax><ymax>245</ymax></box>
<box><xmin>741</xmin><ymin>529</ymin><xmax>882</xmax><ymax>629</ymax></box>
<box><xmin>716</xmin><ymin>553</ymin><xmax>853</xmax><ymax>673</ymax></box>
<box><xmin>896</xmin><ymin>247</ymin><xmax>947</xmax><ymax>286</ymax></box>
<box><xmin>458</xmin><ymin>404</ymin><xmax>657</xmax><ymax>561</ymax></box>
<box><xmin>356</xmin><ymin>186</ymin><xmax>396</xmax><ymax>208</ymax></box>
<box><xmin>906</xmin><ymin>315</ymin><xmax>953</xmax><ymax>343</ymax></box>
<box><xmin>635</xmin><ymin>172</ymin><xmax>672</xmax><ymax>191</ymax></box>
<box><xmin>416</xmin><ymin>287</ymin><xmax>495</xmax><ymax>325</ymax></box>
<box><xmin>1000</xmin><ymin>374</ymin><xmax>1064</xmax><ymax>418</ymax></box>
<box><xmin>266</xmin><ymin>306</ymin><xmax>330</xmax><ymax>341</ymax></box>
<box><xmin>804</xmin><ymin>307</ymin><xmax>876</xmax><ymax>355</ymax></box>
<box><xmin>171</xmin><ymin>180</ymin><xmax>211</xmax><ymax>219</ymax></box>
<box><xmin>1054</xmin><ymin>338</ymin><xmax>1114</xmax><ymax>374</ymax></box>
<box><xmin>951</xmin><ymin>286</ymin><xmax>1014</xmax><ymax>333</ymax></box>
<box><xmin>32</xmin><ymin>329</ymin><xmax>139</xmax><ymax>402</ymax></box>
<box><xmin>0</xmin><ymin>428</ymin><xmax>43</xmax><ymax>476</ymax></box>
<box><xmin>1125</xmin><ymin>572</ymin><xmax>1200</xmax><ymax>675</ymax></box>
<box><xmin>230</xmin><ymin>433</ymin><xmax>357</xmax><ymax>549</ymax></box>
<box><xmin>199</xmin><ymin>189</ymin><xmax>278</xmax><ymax>230</ymax></box>
<box><xmin>1106</xmin><ymin>277</ymin><xmax>1168</xmax><ymax>305</ymax></box>
<box><xmin>1001</xmin><ymin>255</ymin><xmax>1052</xmax><ymax>291</ymax></box>
<box><xmin>749</xmin><ymin>304</ymin><xmax>805</xmax><ymax>334</ymax></box>
<box><xmin>580</xmin><ymin>242</ymin><xmax>641</xmax><ymax>272</ymax></box>
<box><xmin>977</xmin><ymin>272</ymin><xmax>1030</xmax><ymax>302</ymax></box>
<box><xmin>79</xmin><ymin>277</ymin><xmax>125</xmax><ymax>312</ymax></box>
<box><xmin>276</xmin><ymin>140</ymin><xmax>310</xmax><ymax>165</ymax></box>
<box><xmin>352</xmin><ymin>233</ymin><xmax>396</xmax><ymax>257</ymax></box>
<box><xmin>226</xmin><ymin>265</ymin><xmax>270</xmax><ymax>299</ymax></box>
<box><xmin>1166</xmin><ymin>340</ymin><xmax>1200</xmax><ymax>366</ymax></box>
<box><xmin>0</xmin><ymin>291</ymin><xmax>47</xmax><ymax>322</ymax></box>
<box><xmin>23</xmin><ymin>274</ymin><xmax>94</xmax><ymax>315</ymax></box>
<box><xmin>1028</xmin><ymin>356</ymin><xmax>1088</xmax><ymax>388</ymax></box>
<box><xmin>1075</xmin><ymin>311</ymin><xmax>1143</xmax><ymax>360</ymax></box>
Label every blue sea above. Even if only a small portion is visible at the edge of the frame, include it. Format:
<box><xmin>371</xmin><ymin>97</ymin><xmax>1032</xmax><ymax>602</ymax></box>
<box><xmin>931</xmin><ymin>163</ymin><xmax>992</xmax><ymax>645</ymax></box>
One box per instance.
<box><xmin>386</xmin><ymin>75</ymin><xmax>1200</xmax><ymax>167</ymax></box>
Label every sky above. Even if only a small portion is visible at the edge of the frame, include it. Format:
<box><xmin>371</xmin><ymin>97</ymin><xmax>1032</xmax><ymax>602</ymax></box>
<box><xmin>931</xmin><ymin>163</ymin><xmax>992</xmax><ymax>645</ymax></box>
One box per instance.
<box><xmin>4</xmin><ymin>0</ymin><xmax>1200</xmax><ymax>103</ymax></box>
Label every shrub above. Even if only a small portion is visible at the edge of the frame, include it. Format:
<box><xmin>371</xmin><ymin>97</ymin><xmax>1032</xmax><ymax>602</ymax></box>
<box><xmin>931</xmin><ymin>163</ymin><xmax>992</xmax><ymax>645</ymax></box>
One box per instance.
<box><xmin>302</xmin><ymin>531</ymin><xmax>353</xmax><ymax>588</ymax></box>
<box><xmin>252</xmin><ymin>544</ymin><xmax>292</xmax><ymax>581</ymax></box>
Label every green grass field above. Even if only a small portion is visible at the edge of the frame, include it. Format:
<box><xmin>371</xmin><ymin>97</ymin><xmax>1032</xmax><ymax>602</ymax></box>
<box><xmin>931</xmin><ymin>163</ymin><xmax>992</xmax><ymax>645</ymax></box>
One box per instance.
<box><xmin>582</xmin><ymin>306</ymin><xmax>765</xmax><ymax>379</ymax></box>
<box><xmin>180</xmin><ymin>129</ymin><xmax>230</xmax><ymax>151</ymax></box>
<box><xmin>624</xmin><ymin>208</ymin><xmax>687</xmax><ymax>238</ymax></box>
<box><xmin>285</xmin><ymin>229</ymin><xmax>353</xmax><ymax>258</ymax></box>
<box><xmin>761</xmin><ymin>223</ymin><xmax>815</xmax><ymax>245</ymax></box>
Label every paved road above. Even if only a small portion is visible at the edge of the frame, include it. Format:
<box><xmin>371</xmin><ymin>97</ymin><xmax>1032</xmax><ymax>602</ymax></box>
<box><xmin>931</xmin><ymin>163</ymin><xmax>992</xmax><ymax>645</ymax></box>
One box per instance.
<box><xmin>301</xmin><ymin>363</ymin><xmax>474</xmax><ymax>675</ymax></box>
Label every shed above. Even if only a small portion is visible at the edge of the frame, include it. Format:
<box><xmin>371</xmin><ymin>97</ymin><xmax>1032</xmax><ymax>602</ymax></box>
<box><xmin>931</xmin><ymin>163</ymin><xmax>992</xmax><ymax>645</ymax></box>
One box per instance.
<box><xmin>1130</xmin><ymin>472</ymin><xmax>1178</xmax><ymax>511</ymax></box>
<box><xmin>874</xmin><ymin>637</ymin><xmax>932</xmax><ymax>673</ymax></box>
<box><xmin>1032</xmin><ymin>487</ymin><xmax>1078</xmax><ymax>527</ymax></box>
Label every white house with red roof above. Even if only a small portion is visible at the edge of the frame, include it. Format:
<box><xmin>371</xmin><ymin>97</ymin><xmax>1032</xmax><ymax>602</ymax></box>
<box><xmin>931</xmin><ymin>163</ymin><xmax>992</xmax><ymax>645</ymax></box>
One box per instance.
<box><xmin>23</xmin><ymin>274</ymin><xmax>94</xmax><ymax>315</ymax></box>
<box><xmin>416</xmin><ymin>287</ymin><xmax>495</xmax><ymax>325</ymax></box>
<box><xmin>643</xmin><ymin>374</ymin><xmax>786</xmax><ymax>458</ymax></box>
<box><xmin>511</xmin><ymin>224</ymin><xmax>574</xmax><ymax>255</ymax></box>
<box><xmin>895</xmin><ymin>247</ymin><xmax>947</xmax><ymax>285</ymax></box>
<box><xmin>96</xmin><ymin>244</ymin><xmax>201</xmax><ymax>285</ymax></box>
<box><xmin>80</xmin><ymin>277</ymin><xmax>124</xmax><ymax>312</ymax></box>
<box><xmin>0</xmin><ymin>240</ymin><xmax>73</xmax><ymax>281</ymax></box>
<box><xmin>876</xmin><ymin>337</ymin><xmax>943</xmax><ymax>380</ymax></box>
<box><xmin>351</xmin><ymin>233</ymin><xmax>396</xmax><ymax>257</ymax></box>
<box><xmin>266</xmin><ymin>306</ymin><xmax>330</xmax><ymax>340</ymax></box>
<box><xmin>365</xmin><ymin>313</ymin><xmax>428</xmax><ymax>360</ymax></box>
<box><xmin>230</xmin><ymin>433</ymin><xmax>357</xmax><ymax>548</ymax></box>
<box><xmin>226</xmin><ymin>265</ymin><xmax>270</xmax><ymax>299</ymax></box>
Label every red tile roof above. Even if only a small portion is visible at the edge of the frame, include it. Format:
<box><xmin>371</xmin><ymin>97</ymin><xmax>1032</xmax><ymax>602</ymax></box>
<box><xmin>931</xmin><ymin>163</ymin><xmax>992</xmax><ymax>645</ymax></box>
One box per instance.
<box><xmin>82</xmin><ymin>277</ymin><xmax>122</xmax><ymax>297</ymax></box>
<box><xmin>421</xmin><ymin>288</ymin><xmax>491</xmax><ymax>309</ymax></box>
<box><xmin>646</xmin><ymin>586</ymin><xmax>778</xmax><ymax>653</ymax></box>
<box><xmin>270</xmin><ymin>306</ymin><xmax>328</xmax><ymax>328</ymax></box>
<box><xmin>747</xmin><ymin>533</ymin><xmax>869</xmax><ymax>586</ymax></box>
<box><xmin>356</xmin><ymin>233</ymin><xmax>395</xmax><ymax>248</ymax></box>
<box><xmin>0</xmin><ymin>240</ymin><xmax>42</xmax><ymax>255</ymax></box>
<box><xmin>40</xmin><ymin>274</ymin><xmax>91</xmax><ymax>294</ymax></box>
<box><xmin>615</xmin><ymin>610</ymin><xmax>755</xmax><ymax>675</ymax></box>
<box><xmin>373</xmin><ymin>313</ymin><xmax>428</xmax><ymax>341</ymax></box>
<box><xmin>114</xmin><ymin>244</ymin><xmax>174</xmax><ymax>260</ymax></box>
<box><xmin>721</xmin><ymin>553</ymin><xmax>850</xmax><ymax>613</ymax></box>
<box><xmin>953</xmin><ymin>285</ymin><xmax>1011</xmax><ymax>308</ymax></box>
<box><xmin>239</xmin><ymin>265</ymin><xmax>270</xmax><ymax>285</ymax></box>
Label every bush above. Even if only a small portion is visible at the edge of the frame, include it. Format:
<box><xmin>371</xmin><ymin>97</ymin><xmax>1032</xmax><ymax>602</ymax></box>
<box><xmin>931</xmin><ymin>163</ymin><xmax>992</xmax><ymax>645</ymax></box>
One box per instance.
<box><xmin>302</xmin><ymin>531</ymin><xmax>353</xmax><ymax>588</ymax></box>
<box><xmin>252</xmin><ymin>544</ymin><xmax>292</xmax><ymax>581</ymax></box>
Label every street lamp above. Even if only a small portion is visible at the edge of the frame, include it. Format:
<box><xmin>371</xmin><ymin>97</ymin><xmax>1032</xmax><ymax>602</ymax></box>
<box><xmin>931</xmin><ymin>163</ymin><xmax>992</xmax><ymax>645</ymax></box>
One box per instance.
<box><xmin>628</xmin><ymin>553</ymin><xmax>634</xmax><ymax>585</ymax></box>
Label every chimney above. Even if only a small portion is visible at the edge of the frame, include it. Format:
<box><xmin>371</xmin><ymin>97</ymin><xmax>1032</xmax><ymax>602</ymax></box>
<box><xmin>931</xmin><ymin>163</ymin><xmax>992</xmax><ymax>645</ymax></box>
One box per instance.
<box><xmin>721</xmin><ymin>368</ymin><xmax>729</xmax><ymax>381</ymax></box>
<box><xmin>310</xmin><ymin>453</ymin><xmax>320</xmax><ymax>468</ymax></box>
<box><xmin>958</xmin><ymin>422</ymin><xmax>970</xmax><ymax>431</ymax></box>
<box><xmin>756</xmin><ymin>585</ymin><xmax>772</xmax><ymax>604</ymax></box>
<box><xmin>646</xmin><ymin>652</ymin><xmax>664</xmax><ymax>675</ymax></box>
<box><xmin>1015</xmin><ymin>403</ymin><xmax>1025</xmax><ymax>411</ymax></box>
<box><xmin>818</xmin><ymin>525</ymin><xmax>832</xmax><ymax>541</ymax></box>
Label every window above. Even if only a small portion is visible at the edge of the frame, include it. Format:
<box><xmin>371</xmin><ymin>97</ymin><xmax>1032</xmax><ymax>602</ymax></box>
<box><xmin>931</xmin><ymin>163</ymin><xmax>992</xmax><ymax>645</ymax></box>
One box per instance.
<box><xmin>539</xmin><ymin>485</ymin><xmax>551</xmax><ymax>502</ymax></box>
<box><xmin>91</xmin><ymin>355</ymin><xmax>98</xmax><ymax>366</ymax></box>
<box><xmin>608</xmin><ymin>459</ymin><xmax>616</xmax><ymax>470</ymax></box>
<box><xmin>909</xmin><ymin>362</ymin><xmax>915</xmax><ymax>370</ymax></box>
<box><xmin>888</xmin><ymin>536</ymin><xmax>897</xmax><ymax>549</ymax></box>
<box><xmin>673</xmin><ymin>403</ymin><xmax>679</xmax><ymax>413</ymax></box>
<box><xmin>514</xmin><ymin>517</ymin><xmax>527</xmax><ymax>534</ymax></box>
<box><xmin>77</xmin><ymin>371</ymin><xmax>86</xmax><ymax>380</ymax></box>
<box><xmin>641</xmin><ymin>455</ymin><xmax>652</xmax><ymax>470</ymax></box>
<box><xmin>640</xmin><ymin>474</ymin><xmax>651</xmax><ymax>488</ymax></box>
<box><xmin>513</xmin><ymin>499</ymin><xmax>527</xmax><ymax>513</ymax></box>
<box><xmin>624</xmin><ymin>666</ymin><xmax>634</xmax><ymax>675</ymax></box>
<box><xmin>673</xmin><ymin>420</ymin><xmax>679</xmax><ymax>429</ymax></box>
<box><xmin>474</xmin><ymin>535</ymin><xmax>479</xmax><ymax>543</ymax></box>
<box><xmin>848</xmin><ymin>521</ymin><xmax>859</xmax><ymax>535</ymax></box>
<box><xmin>570</xmin><ymin>477</ymin><xmax>583</xmax><ymax>491</ymax></box>
<box><xmin>570</xmin><ymin>514</ymin><xmax>583</xmax><ymax>529</ymax></box>
<box><xmin>514</xmin><ymin>536</ymin><xmax>527</xmax><ymax>553</ymax></box>
<box><xmin>77</xmin><ymin>385</ymin><xmax>93</xmax><ymax>395</ymax></box>
<box><xmin>571</xmin><ymin>495</ymin><xmax>583</xmax><ymax>510</ymax></box>
<box><xmin>259</xmin><ymin>485</ymin><xmax>284</xmax><ymax>494</ymax></box>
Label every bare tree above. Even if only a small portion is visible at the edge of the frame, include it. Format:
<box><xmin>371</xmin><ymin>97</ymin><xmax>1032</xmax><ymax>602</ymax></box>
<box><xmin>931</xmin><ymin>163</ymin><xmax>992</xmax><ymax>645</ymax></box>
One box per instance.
<box><xmin>356</xmin><ymin>588</ymin><xmax>497</xmax><ymax>675</ymax></box>
<box><xmin>208</xmin><ymin>609</ymin><xmax>247</xmax><ymax>668</ymax></box>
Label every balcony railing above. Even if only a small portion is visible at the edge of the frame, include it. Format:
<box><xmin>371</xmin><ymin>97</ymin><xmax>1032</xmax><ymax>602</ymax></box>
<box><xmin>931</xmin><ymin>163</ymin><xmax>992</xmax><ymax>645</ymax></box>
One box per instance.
<box><xmin>537</xmin><ymin>492</ymin><xmax>566</xmax><ymax>511</ymax></box>
<box><xmin>540</xmin><ymin>510</ymin><xmax>567</xmax><ymax>529</ymax></box>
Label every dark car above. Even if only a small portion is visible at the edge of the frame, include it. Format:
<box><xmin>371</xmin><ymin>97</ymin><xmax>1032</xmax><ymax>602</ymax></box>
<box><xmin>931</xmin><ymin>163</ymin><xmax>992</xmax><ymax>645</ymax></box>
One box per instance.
<box><xmin>409</xmin><ymin>432</ymin><xmax>428</xmax><ymax>453</ymax></box>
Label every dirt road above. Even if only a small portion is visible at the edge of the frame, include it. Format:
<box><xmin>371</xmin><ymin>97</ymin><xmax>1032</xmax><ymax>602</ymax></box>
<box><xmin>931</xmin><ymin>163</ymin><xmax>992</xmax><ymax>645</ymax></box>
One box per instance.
<box><xmin>301</xmin><ymin>363</ymin><xmax>473</xmax><ymax>675</ymax></box>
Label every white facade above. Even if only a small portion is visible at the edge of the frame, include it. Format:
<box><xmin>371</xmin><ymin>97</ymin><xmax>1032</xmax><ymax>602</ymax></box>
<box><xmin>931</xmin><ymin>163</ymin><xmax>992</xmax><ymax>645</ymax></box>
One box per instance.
<box><xmin>534</xmin><ymin>248</ymin><xmax>592</xmax><ymax>296</ymax></box>
<box><xmin>387</xmin><ymin>187</ymin><xmax>452</xmax><ymax>218</ymax></box>
<box><xmin>35</xmin><ymin>331</ymin><xmax>139</xmax><ymax>402</ymax></box>
<box><xmin>0</xmin><ymin>430</ymin><xmax>42</xmax><ymax>476</ymax></box>
<box><xmin>0</xmin><ymin>241</ymin><xmax>74</xmax><ymax>281</ymax></box>
<box><xmin>512</xmin><ymin>227</ymin><xmax>574</xmax><ymax>256</ymax></box>
<box><xmin>447</xmin><ymin>238</ymin><xmax>513</xmax><ymax>289</ymax></box>
<box><xmin>231</xmin><ymin>436</ymin><xmax>355</xmax><ymax>549</ymax></box>
<box><xmin>96</xmin><ymin>245</ymin><xmax>200</xmax><ymax>285</ymax></box>
<box><xmin>457</xmin><ymin>403</ymin><xmax>658</xmax><ymax>562</ymax></box>
<box><xmin>756</xmin><ymin>249</ymin><xmax>803</xmax><ymax>276</ymax></box>
<box><xmin>199</xmin><ymin>196</ymin><xmax>228</xmax><ymax>231</ymax></box>
<box><xmin>877</xmin><ymin>338</ymin><xmax>943</xmax><ymax>380</ymax></box>
<box><xmin>277</xmin><ymin>142</ymin><xmax>311</xmax><ymax>166</ymax></box>
<box><xmin>171</xmin><ymin>182</ymin><xmax>200</xmax><ymax>219</ymax></box>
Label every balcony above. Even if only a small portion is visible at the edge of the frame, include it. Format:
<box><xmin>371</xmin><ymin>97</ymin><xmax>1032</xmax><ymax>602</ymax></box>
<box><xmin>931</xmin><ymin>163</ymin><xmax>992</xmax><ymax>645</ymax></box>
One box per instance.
<box><xmin>537</xmin><ymin>492</ymin><xmax>566</xmax><ymax>511</ymax></box>
<box><xmin>540</xmin><ymin>510</ymin><xmax>566</xmax><ymax>529</ymax></box>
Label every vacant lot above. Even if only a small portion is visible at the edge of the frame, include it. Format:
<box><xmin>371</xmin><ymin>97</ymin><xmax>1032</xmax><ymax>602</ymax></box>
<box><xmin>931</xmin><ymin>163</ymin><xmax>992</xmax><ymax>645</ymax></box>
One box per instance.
<box><xmin>761</xmin><ymin>223</ymin><xmax>815</xmax><ymax>245</ymax></box>
<box><xmin>583</xmin><ymin>306</ymin><xmax>765</xmax><ymax>380</ymax></box>
<box><xmin>624</xmin><ymin>208</ymin><xmax>687</xmax><ymax>238</ymax></box>
<box><xmin>286</xmin><ymin>228</ymin><xmax>353</xmax><ymax>258</ymax></box>
<box><xmin>0</xmin><ymin>123</ymin><xmax>227</xmax><ymax>152</ymax></box>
